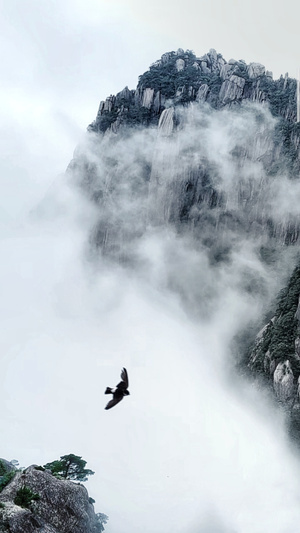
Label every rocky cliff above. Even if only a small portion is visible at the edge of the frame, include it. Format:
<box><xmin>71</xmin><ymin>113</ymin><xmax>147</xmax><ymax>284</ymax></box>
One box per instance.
<box><xmin>88</xmin><ymin>48</ymin><xmax>300</xmax><ymax>176</ymax></box>
<box><xmin>67</xmin><ymin>48</ymin><xmax>300</xmax><ymax>434</ymax></box>
<box><xmin>89</xmin><ymin>48</ymin><xmax>296</xmax><ymax>126</ymax></box>
<box><xmin>247</xmin><ymin>263</ymin><xmax>300</xmax><ymax>441</ymax></box>
<box><xmin>0</xmin><ymin>462</ymin><xmax>105</xmax><ymax>533</ymax></box>
<box><xmin>68</xmin><ymin>49</ymin><xmax>300</xmax><ymax>270</ymax></box>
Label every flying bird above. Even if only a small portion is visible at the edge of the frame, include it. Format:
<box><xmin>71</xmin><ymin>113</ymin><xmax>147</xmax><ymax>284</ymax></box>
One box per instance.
<box><xmin>104</xmin><ymin>367</ymin><xmax>130</xmax><ymax>410</ymax></box>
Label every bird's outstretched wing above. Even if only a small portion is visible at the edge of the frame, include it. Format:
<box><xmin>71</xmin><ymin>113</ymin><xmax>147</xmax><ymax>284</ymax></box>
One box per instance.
<box><xmin>116</xmin><ymin>367</ymin><xmax>129</xmax><ymax>390</ymax></box>
<box><xmin>105</xmin><ymin>396</ymin><xmax>123</xmax><ymax>410</ymax></box>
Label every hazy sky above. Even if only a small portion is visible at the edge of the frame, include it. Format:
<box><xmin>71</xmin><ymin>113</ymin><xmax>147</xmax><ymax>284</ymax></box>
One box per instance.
<box><xmin>1</xmin><ymin>0</ymin><xmax>298</xmax><ymax>192</ymax></box>
<box><xmin>1</xmin><ymin>2</ymin><xmax>300</xmax><ymax>533</ymax></box>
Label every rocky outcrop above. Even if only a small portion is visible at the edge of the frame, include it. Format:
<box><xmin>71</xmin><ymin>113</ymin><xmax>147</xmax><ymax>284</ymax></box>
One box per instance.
<box><xmin>273</xmin><ymin>360</ymin><xmax>295</xmax><ymax>403</ymax></box>
<box><xmin>142</xmin><ymin>88</ymin><xmax>154</xmax><ymax>108</ymax></box>
<box><xmin>158</xmin><ymin>107</ymin><xmax>175</xmax><ymax>135</ymax></box>
<box><xmin>247</xmin><ymin>276</ymin><xmax>300</xmax><ymax>446</ymax></box>
<box><xmin>195</xmin><ymin>84</ymin><xmax>209</xmax><ymax>102</ymax></box>
<box><xmin>219</xmin><ymin>75</ymin><xmax>246</xmax><ymax>104</ymax></box>
<box><xmin>220</xmin><ymin>63</ymin><xmax>236</xmax><ymax>81</ymax></box>
<box><xmin>89</xmin><ymin>48</ymin><xmax>298</xmax><ymax>130</ymax></box>
<box><xmin>248</xmin><ymin>265</ymin><xmax>300</xmax><ymax>414</ymax></box>
<box><xmin>175</xmin><ymin>58</ymin><xmax>185</xmax><ymax>72</ymax></box>
<box><xmin>247</xmin><ymin>62</ymin><xmax>266</xmax><ymax>79</ymax></box>
<box><xmin>0</xmin><ymin>465</ymin><xmax>103</xmax><ymax>533</ymax></box>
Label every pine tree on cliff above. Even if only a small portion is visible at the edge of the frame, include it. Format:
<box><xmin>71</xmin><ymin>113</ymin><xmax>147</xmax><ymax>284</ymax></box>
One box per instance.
<box><xmin>43</xmin><ymin>454</ymin><xmax>95</xmax><ymax>481</ymax></box>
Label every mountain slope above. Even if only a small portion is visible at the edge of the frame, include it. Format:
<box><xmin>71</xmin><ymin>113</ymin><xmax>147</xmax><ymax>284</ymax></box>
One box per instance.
<box><xmin>246</xmin><ymin>263</ymin><xmax>300</xmax><ymax>441</ymax></box>
<box><xmin>66</xmin><ymin>48</ymin><xmax>300</xmax><ymax>435</ymax></box>
<box><xmin>67</xmin><ymin>50</ymin><xmax>299</xmax><ymax>280</ymax></box>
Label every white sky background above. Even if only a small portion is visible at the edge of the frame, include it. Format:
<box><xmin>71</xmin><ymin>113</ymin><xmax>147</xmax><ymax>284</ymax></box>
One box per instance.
<box><xmin>1</xmin><ymin>1</ymin><xmax>300</xmax><ymax>532</ymax></box>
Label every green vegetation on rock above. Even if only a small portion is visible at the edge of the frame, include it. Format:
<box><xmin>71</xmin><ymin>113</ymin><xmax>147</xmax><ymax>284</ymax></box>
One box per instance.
<box><xmin>14</xmin><ymin>486</ymin><xmax>40</xmax><ymax>509</ymax></box>
<box><xmin>95</xmin><ymin>513</ymin><xmax>109</xmax><ymax>532</ymax></box>
<box><xmin>249</xmin><ymin>263</ymin><xmax>300</xmax><ymax>375</ymax></box>
<box><xmin>43</xmin><ymin>453</ymin><xmax>95</xmax><ymax>482</ymax></box>
<box><xmin>0</xmin><ymin>461</ymin><xmax>16</xmax><ymax>493</ymax></box>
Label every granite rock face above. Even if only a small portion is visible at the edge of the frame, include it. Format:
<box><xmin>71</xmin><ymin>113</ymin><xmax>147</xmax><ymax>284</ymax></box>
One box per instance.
<box><xmin>273</xmin><ymin>360</ymin><xmax>295</xmax><ymax>403</ymax></box>
<box><xmin>142</xmin><ymin>88</ymin><xmax>155</xmax><ymax>108</ymax></box>
<box><xmin>248</xmin><ymin>265</ymin><xmax>300</xmax><ymax>433</ymax></box>
<box><xmin>219</xmin><ymin>75</ymin><xmax>246</xmax><ymax>104</ymax></box>
<box><xmin>158</xmin><ymin>107</ymin><xmax>175</xmax><ymax>135</ymax></box>
<box><xmin>69</xmin><ymin>103</ymin><xmax>300</xmax><ymax>268</ymax></box>
<box><xmin>195</xmin><ymin>84</ymin><xmax>209</xmax><ymax>102</ymax></box>
<box><xmin>89</xmin><ymin>48</ymin><xmax>298</xmax><ymax>134</ymax></box>
<box><xmin>247</xmin><ymin>62</ymin><xmax>266</xmax><ymax>79</ymax></box>
<box><xmin>87</xmin><ymin>49</ymin><xmax>300</xmax><ymax>193</ymax></box>
<box><xmin>0</xmin><ymin>465</ymin><xmax>102</xmax><ymax>533</ymax></box>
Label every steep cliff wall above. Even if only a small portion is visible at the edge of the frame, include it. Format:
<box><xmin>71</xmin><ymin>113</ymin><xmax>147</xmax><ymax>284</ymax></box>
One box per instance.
<box><xmin>247</xmin><ymin>264</ymin><xmax>300</xmax><ymax>439</ymax></box>
<box><xmin>68</xmin><ymin>108</ymin><xmax>299</xmax><ymax>270</ymax></box>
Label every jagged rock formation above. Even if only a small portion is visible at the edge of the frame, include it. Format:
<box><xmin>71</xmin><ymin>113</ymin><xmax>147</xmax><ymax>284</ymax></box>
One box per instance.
<box><xmin>0</xmin><ymin>463</ymin><xmax>103</xmax><ymax>533</ymax></box>
<box><xmin>248</xmin><ymin>264</ymin><xmax>300</xmax><ymax>384</ymax></box>
<box><xmin>247</xmin><ymin>264</ymin><xmax>300</xmax><ymax>438</ymax></box>
<box><xmin>88</xmin><ymin>48</ymin><xmax>300</xmax><ymax>175</ymax></box>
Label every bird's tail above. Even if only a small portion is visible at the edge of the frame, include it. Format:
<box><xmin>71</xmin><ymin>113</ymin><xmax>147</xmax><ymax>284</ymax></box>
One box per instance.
<box><xmin>105</xmin><ymin>387</ymin><xmax>113</xmax><ymax>394</ymax></box>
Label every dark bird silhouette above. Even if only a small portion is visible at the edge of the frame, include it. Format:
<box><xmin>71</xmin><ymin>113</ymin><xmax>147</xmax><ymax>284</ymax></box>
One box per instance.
<box><xmin>104</xmin><ymin>367</ymin><xmax>130</xmax><ymax>410</ymax></box>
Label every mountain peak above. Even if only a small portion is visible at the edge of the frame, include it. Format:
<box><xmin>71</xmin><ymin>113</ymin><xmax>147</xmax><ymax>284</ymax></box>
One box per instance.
<box><xmin>88</xmin><ymin>48</ymin><xmax>297</xmax><ymax>136</ymax></box>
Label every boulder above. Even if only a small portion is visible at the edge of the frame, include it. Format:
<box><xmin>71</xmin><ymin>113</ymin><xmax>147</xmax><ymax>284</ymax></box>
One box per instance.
<box><xmin>175</xmin><ymin>58</ymin><xmax>185</xmax><ymax>72</ymax></box>
<box><xmin>0</xmin><ymin>466</ymin><xmax>101</xmax><ymax>533</ymax></box>
<box><xmin>247</xmin><ymin>62</ymin><xmax>265</xmax><ymax>79</ymax></box>
<box><xmin>220</xmin><ymin>63</ymin><xmax>235</xmax><ymax>81</ymax></box>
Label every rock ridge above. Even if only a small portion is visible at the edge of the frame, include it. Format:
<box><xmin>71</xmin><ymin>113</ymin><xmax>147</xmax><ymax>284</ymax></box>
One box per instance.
<box><xmin>89</xmin><ymin>48</ymin><xmax>298</xmax><ymax>134</ymax></box>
